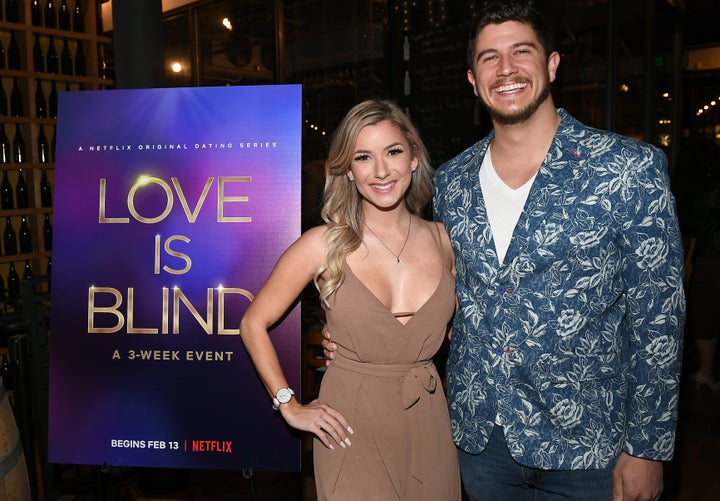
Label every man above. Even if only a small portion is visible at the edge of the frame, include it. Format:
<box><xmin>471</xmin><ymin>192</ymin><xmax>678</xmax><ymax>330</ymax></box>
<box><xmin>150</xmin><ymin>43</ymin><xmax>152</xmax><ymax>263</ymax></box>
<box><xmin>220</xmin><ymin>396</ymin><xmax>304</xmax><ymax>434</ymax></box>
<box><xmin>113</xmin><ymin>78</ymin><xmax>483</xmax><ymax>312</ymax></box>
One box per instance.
<box><xmin>326</xmin><ymin>2</ymin><xmax>685</xmax><ymax>499</ymax></box>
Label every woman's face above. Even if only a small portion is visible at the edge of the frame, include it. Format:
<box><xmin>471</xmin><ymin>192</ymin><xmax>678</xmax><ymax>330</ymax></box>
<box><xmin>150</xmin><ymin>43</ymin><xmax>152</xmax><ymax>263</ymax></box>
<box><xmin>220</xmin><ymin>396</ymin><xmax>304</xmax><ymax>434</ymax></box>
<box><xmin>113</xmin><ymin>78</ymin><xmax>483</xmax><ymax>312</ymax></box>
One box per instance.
<box><xmin>346</xmin><ymin>120</ymin><xmax>418</xmax><ymax>213</ymax></box>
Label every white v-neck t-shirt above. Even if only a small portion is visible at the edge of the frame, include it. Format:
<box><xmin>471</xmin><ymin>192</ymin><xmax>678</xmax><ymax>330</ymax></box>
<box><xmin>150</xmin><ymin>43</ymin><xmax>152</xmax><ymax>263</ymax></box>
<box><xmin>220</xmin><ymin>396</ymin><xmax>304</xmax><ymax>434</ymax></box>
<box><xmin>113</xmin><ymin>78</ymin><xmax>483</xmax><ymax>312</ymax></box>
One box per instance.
<box><xmin>479</xmin><ymin>150</ymin><xmax>537</xmax><ymax>265</ymax></box>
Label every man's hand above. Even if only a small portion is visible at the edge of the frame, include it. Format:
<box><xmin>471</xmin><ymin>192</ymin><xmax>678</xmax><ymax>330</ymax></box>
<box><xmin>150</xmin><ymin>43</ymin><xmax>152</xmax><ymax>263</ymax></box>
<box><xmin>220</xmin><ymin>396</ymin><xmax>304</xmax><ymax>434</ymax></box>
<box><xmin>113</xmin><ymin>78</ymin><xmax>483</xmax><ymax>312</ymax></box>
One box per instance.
<box><xmin>612</xmin><ymin>453</ymin><xmax>663</xmax><ymax>501</ymax></box>
<box><xmin>321</xmin><ymin>324</ymin><xmax>337</xmax><ymax>365</ymax></box>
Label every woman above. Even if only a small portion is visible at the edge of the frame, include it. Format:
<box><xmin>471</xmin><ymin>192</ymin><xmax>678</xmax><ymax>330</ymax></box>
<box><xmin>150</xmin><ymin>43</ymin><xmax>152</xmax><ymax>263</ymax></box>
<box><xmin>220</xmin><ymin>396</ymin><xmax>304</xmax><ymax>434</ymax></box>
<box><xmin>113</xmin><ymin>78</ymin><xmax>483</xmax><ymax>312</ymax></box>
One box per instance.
<box><xmin>240</xmin><ymin>99</ymin><xmax>461</xmax><ymax>500</ymax></box>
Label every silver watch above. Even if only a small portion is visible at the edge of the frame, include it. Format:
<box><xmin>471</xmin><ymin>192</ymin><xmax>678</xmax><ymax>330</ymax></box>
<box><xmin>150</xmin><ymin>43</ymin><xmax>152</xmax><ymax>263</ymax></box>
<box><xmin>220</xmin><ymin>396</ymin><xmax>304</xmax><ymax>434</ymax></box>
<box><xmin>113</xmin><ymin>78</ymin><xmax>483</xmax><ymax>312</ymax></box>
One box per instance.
<box><xmin>272</xmin><ymin>387</ymin><xmax>295</xmax><ymax>410</ymax></box>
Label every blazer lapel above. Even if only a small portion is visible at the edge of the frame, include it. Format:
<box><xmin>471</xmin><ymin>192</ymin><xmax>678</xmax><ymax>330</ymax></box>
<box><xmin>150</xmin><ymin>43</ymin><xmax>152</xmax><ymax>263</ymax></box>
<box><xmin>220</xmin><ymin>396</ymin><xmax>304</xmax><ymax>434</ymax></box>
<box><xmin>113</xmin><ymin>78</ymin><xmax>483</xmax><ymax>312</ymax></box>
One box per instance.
<box><xmin>501</xmin><ymin>112</ymin><xmax>586</xmax><ymax>267</ymax></box>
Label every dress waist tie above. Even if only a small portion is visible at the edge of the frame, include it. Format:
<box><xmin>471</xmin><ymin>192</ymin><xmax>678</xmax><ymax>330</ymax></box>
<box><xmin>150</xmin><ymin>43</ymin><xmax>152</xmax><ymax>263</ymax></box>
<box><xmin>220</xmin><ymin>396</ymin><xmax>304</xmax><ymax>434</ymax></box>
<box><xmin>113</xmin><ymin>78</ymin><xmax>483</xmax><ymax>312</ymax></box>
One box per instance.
<box><xmin>332</xmin><ymin>357</ymin><xmax>439</xmax><ymax>496</ymax></box>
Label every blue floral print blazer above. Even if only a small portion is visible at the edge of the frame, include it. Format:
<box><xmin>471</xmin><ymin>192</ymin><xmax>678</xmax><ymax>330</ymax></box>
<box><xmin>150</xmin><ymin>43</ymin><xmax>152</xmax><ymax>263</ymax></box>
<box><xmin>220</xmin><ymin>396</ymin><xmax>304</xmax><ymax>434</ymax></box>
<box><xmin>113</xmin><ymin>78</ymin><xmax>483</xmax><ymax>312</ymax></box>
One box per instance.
<box><xmin>434</xmin><ymin>109</ymin><xmax>686</xmax><ymax>469</ymax></box>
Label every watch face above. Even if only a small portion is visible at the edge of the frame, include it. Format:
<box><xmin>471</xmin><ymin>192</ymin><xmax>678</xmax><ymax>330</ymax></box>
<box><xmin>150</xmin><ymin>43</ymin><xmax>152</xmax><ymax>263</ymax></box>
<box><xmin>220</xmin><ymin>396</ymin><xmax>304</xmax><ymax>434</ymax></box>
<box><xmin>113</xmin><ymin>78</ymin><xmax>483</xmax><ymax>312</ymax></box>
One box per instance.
<box><xmin>276</xmin><ymin>388</ymin><xmax>293</xmax><ymax>403</ymax></box>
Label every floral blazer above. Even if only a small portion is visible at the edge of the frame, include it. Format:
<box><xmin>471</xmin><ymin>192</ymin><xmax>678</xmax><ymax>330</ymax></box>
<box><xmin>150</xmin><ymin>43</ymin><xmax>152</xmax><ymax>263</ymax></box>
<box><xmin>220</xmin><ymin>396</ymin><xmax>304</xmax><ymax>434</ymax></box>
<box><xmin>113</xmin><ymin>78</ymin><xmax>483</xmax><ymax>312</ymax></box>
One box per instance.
<box><xmin>434</xmin><ymin>109</ymin><xmax>685</xmax><ymax>469</ymax></box>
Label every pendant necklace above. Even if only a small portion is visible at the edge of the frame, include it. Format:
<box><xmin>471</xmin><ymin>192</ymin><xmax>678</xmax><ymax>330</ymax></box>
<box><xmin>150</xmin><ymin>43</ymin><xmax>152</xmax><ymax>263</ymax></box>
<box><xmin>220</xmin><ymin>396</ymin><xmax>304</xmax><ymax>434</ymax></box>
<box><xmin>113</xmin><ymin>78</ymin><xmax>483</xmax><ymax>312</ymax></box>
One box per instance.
<box><xmin>364</xmin><ymin>215</ymin><xmax>412</xmax><ymax>265</ymax></box>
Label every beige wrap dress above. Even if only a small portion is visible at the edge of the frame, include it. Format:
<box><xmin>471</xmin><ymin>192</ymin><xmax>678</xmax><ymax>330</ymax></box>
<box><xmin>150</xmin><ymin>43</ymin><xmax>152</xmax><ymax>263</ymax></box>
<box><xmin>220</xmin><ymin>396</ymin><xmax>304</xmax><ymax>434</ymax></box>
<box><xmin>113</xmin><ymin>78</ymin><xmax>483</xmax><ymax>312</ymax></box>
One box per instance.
<box><xmin>314</xmin><ymin>257</ymin><xmax>461</xmax><ymax>501</ymax></box>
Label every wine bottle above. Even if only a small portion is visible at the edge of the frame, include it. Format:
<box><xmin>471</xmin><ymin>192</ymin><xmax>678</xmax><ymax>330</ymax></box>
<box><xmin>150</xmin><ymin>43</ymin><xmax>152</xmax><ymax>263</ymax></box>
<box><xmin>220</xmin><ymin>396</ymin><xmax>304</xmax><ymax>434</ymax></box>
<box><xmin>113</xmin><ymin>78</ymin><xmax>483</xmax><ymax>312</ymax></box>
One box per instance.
<box><xmin>0</xmin><ymin>126</ymin><xmax>11</xmax><ymax>165</ymax></box>
<box><xmin>38</xmin><ymin>127</ymin><xmax>50</xmax><ymax>163</ymax></box>
<box><xmin>33</xmin><ymin>35</ymin><xmax>45</xmax><ymax>73</ymax></box>
<box><xmin>50</xmin><ymin>126</ymin><xmax>57</xmax><ymax>162</ymax></box>
<box><xmin>7</xmin><ymin>262</ymin><xmax>20</xmax><ymax>300</ymax></box>
<box><xmin>15</xmin><ymin>168</ymin><xmax>28</xmax><ymax>208</ymax></box>
<box><xmin>22</xmin><ymin>260</ymin><xmax>34</xmax><ymax>281</ymax></box>
<box><xmin>40</xmin><ymin>169</ymin><xmax>52</xmax><ymax>206</ymax></box>
<box><xmin>0</xmin><ymin>81</ymin><xmax>7</xmax><ymax>118</ymax></box>
<box><xmin>0</xmin><ymin>169</ymin><xmax>13</xmax><ymax>209</ymax></box>
<box><xmin>45</xmin><ymin>0</ymin><xmax>57</xmax><ymax>29</ymax></box>
<box><xmin>73</xmin><ymin>0</ymin><xmax>84</xmax><ymax>32</ymax></box>
<box><xmin>43</xmin><ymin>214</ymin><xmax>53</xmax><ymax>250</ymax></box>
<box><xmin>19</xmin><ymin>216</ymin><xmax>32</xmax><ymax>254</ymax></box>
<box><xmin>59</xmin><ymin>0</ymin><xmax>71</xmax><ymax>30</ymax></box>
<box><xmin>4</xmin><ymin>218</ymin><xmax>17</xmax><ymax>256</ymax></box>
<box><xmin>36</xmin><ymin>80</ymin><xmax>47</xmax><ymax>118</ymax></box>
<box><xmin>12</xmin><ymin>125</ymin><xmax>25</xmax><ymax>164</ymax></box>
<box><xmin>46</xmin><ymin>37</ymin><xmax>59</xmax><ymax>74</ymax></box>
<box><xmin>5</xmin><ymin>0</ymin><xmax>19</xmax><ymax>23</ymax></box>
<box><xmin>0</xmin><ymin>356</ymin><xmax>11</xmax><ymax>391</ymax></box>
<box><xmin>0</xmin><ymin>38</ymin><xmax>6</xmax><ymax>70</ymax></box>
<box><xmin>61</xmin><ymin>39</ymin><xmax>73</xmax><ymax>75</ymax></box>
<box><xmin>10</xmin><ymin>77</ymin><xmax>23</xmax><ymax>117</ymax></box>
<box><xmin>49</xmin><ymin>81</ymin><xmax>58</xmax><ymax>118</ymax></box>
<box><xmin>74</xmin><ymin>43</ymin><xmax>86</xmax><ymax>76</ymax></box>
<box><xmin>7</xmin><ymin>32</ymin><xmax>20</xmax><ymax>70</ymax></box>
<box><xmin>32</xmin><ymin>0</ymin><xmax>43</xmax><ymax>26</ymax></box>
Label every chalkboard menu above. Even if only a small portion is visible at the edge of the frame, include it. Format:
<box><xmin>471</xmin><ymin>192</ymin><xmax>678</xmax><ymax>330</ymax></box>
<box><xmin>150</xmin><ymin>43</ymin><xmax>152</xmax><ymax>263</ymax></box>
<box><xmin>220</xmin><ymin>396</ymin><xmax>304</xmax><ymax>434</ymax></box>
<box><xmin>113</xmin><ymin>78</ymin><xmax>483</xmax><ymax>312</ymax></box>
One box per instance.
<box><xmin>399</xmin><ymin>14</ymin><xmax>489</xmax><ymax>166</ymax></box>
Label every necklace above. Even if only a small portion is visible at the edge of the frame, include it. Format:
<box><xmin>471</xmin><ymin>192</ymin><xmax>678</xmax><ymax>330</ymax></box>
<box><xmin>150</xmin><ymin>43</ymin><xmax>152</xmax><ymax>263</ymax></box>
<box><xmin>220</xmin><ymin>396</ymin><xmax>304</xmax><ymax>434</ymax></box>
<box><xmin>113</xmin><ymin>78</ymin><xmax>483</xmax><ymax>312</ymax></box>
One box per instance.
<box><xmin>364</xmin><ymin>215</ymin><xmax>412</xmax><ymax>265</ymax></box>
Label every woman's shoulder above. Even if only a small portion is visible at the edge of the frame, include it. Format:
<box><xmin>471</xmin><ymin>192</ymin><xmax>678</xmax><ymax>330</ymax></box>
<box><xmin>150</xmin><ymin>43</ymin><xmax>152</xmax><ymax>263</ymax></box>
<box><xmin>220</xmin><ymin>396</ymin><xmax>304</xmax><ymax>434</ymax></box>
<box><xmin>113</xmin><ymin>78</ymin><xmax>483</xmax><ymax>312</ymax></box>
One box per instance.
<box><xmin>279</xmin><ymin>224</ymin><xmax>328</xmax><ymax>269</ymax></box>
<box><xmin>417</xmin><ymin>219</ymin><xmax>450</xmax><ymax>241</ymax></box>
<box><xmin>294</xmin><ymin>224</ymin><xmax>329</xmax><ymax>253</ymax></box>
<box><xmin>416</xmin><ymin>219</ymin><xmax>454</xmax><ymax>260</ymax></box>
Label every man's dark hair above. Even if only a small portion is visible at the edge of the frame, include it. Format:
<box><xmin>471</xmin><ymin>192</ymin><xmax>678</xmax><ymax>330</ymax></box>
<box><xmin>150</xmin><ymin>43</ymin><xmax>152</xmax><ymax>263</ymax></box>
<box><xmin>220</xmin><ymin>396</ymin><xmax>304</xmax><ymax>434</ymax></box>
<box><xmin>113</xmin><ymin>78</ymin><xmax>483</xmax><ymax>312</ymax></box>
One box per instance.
<box><xmin>467</xmin><ymin>0</ymin><xmax>554</xmax><ymax>68</ymax></box>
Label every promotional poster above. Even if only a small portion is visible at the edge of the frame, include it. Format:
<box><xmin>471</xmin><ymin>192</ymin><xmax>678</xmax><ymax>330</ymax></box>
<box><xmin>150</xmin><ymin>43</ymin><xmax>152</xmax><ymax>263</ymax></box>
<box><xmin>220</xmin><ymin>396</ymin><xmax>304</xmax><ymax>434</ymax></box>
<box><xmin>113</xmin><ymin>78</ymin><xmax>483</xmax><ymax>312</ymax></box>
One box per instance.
<box><xmin>48</xmin><ymin>85</ymin><xmax>302</xmax><ymax>471</ymax></box>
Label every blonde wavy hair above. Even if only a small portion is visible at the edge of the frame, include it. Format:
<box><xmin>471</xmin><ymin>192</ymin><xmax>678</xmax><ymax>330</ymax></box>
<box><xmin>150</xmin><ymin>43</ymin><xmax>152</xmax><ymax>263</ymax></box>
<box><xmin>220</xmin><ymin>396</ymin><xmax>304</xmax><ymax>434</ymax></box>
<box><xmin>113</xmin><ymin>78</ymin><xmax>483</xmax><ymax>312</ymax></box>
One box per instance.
<box><xmin>315</xmin><ymin>99</ymin><xmax>434</xmax><ymax>308</ymax></box>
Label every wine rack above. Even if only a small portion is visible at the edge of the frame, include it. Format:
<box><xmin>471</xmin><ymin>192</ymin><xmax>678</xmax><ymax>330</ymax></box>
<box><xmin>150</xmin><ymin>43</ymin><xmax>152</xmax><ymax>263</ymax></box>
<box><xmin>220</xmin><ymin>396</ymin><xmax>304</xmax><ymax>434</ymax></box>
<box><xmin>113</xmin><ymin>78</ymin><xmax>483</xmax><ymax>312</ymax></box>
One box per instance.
<box><xmin>0</xmin><ymin>0</ymin><xmax>113</xmax><ymax>309</ymax></box>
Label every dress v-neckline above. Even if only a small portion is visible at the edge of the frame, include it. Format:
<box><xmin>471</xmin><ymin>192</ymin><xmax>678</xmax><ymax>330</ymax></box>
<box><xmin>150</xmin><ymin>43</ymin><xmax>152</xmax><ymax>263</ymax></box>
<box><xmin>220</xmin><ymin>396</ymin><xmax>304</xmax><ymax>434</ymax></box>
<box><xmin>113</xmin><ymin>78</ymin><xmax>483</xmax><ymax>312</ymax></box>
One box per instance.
<box><xmin>343</xmin><ymin>262</ymin><xmax>446</xmax><ymax>328</ymax></box>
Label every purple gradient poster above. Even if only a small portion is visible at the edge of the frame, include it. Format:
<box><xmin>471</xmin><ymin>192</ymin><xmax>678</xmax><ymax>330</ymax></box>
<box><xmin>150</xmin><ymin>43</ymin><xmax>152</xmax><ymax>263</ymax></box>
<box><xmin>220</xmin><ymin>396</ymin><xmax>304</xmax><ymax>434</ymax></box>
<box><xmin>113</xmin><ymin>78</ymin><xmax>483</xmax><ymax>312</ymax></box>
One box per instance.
<box><xmin>48</xmin><ymin>85</ymin><xmax>302</xmax><ymax>471</ymax></box>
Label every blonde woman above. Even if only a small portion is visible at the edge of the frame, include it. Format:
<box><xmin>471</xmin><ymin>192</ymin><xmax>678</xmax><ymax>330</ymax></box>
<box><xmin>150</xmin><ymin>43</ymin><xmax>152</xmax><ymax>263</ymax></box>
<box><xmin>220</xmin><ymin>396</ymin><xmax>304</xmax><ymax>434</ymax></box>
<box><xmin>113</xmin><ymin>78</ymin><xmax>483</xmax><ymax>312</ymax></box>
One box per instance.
<box><xmin>240</xmin><ymin>99</ymin><xmax>460</xmax><ymax>500</ymax></box>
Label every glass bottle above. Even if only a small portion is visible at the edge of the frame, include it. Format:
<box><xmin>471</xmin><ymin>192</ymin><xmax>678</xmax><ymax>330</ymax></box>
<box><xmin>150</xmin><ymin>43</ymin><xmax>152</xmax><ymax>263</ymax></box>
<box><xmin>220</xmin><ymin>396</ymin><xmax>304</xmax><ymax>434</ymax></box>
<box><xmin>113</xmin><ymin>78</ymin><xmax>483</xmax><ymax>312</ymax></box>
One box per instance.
<box><xmin>15</xmin><ymin>168</ymin><xmax>28</xmax><ymax>208</ymax></box>
<box><xmin>5</xmin><ymin>0</ymin><xmax>19</xmax><ymax>23</ymax></box>
<box><xmin>19</xmin><ymin>216</ymin><xmax>32</xmax><ymax>254</ymax></box>
<box><xmin>0</xmin><ymin>125</ymin><xmax>10</xmax><ymax>165</ymax></box>
<box><xmin>40</xmin><ymin>169</ymin><xmax>52</xmax><ymax>206</ymax></box>
<box><xmin>7</xmin><ymin>32</ymin><xmax>20</xmax><ymax>70</ymax></box>
<box><xmin>49</xmin><ymin>81</ymin><xmax>58</xmax><ymax>118</ymax></box>
<box><xmin>0</xmin><ymin>38</ymin><xmax>6</xmax><ymax>70</ymax></box>
<box><xmin>32</xmin><ymin>0</ymin><xmax>43</xmax><ymax>26</ymax></box>
<box><xmin>0</xmin><ymin>82</ymin><xmax>6</xmax><ymax>117</ymax></box>
<box><xmin>59</xmin><ymin>0</ymin><xmax>71</xmax><ymax>30</ymax></box>
<box><xmin>46</xmin><ymin>37</ymin><xmax>59</xmax><ymax>74</ymax></box>
<box><xmin>74</xmin><ymin>43</ymin><xmax>86</xmax><ymax>76</ymax></box>
<box><xmin>33</xmin><ymin>34</ymin><xmax>45</xmax><ymax>73</ymax></box>
<box><xmin>0</xmin><ymin>356</ymin><xmax>11</xmax><ymax>390</ymax></box>
<box><xmin>10</xmin><ymin>77</ymin><xmax>22</xmax><ymax>117</ymax></box>
<box><xmin>61</xmin><ymin>39</ymin><xmax>73</xmax><ymax>75</ymax></box>
<box><xmin>12</xmin><ymin>125</ymin><xmax>25</xmax><ymax>164</ymax></box>
<box><xmin>50</xmin><ymin>126</ymin><xmax>56</xmax><ymax>162</ymax></box>
<box><xmin>7</xmin><ymin>262</ymin><xmax>20</xmax><ymax>300</ymax></box>
<box><xmin>22</xmin><ymin>261</ymin><xmax>34</xmax><ymax>281</ymax></box>
<box><xmin>43</xmin><ymin>214</ymin><xmax>53</xmax><ymax>250</ymax></box>
<box><xmin>73</xmin><ymin>0</ymin><xmax>84</xmax><ymax>32</ymax></box>
<box><xmin>3</xmin><ymin>218</ymin><xmax>17</xmax><ymax>256</ymax></box>
<box><xmin>36</xmin><ymin>80</ymin><xmax>47</xmax><ymax>118</ymax></box>
<box><xmin>38</xmin><ymin>127</ymin><xmax>50</xmax><ymax>163</ymax></box>
<box><xmin>0</xmin><ymin>169</ymin><xmax>13</xmax><ymax>209</ymax></box>
<box><xmin>45</xmin><ymin>0</ymin><xmax>57</xmax><ymax>29</ymax></box>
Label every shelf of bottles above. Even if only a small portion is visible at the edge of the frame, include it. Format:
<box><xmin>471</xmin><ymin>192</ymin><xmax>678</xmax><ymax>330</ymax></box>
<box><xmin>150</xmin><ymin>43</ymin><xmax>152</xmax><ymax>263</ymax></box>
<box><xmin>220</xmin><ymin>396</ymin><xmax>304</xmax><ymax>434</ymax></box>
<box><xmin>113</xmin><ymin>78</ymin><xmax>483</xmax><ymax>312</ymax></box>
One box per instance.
<box><xmin>0</xmin><ymin>0</ymin><xmax>112</xmax><ymax>306</ymax></box>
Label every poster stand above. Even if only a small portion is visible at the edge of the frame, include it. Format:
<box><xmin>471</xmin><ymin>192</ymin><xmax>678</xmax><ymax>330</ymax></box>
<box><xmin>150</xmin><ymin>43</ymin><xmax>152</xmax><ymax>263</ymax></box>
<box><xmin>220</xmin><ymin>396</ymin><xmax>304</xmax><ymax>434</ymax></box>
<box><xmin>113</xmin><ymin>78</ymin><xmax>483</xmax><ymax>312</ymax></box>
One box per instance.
<box><xmin>243</xmin><ymin>467</ymin><xmax>258</xmax><ymax>501</ymax></box>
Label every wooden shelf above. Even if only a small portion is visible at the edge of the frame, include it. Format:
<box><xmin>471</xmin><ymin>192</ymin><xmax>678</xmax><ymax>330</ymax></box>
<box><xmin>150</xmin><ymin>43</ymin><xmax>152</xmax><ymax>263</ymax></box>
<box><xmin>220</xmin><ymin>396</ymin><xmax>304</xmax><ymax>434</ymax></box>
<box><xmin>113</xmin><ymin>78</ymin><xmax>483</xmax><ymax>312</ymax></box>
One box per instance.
<box><xmin>0</xmin><ymin>0</ymin><xmax>112</xmax><ymax>298</ymax></box>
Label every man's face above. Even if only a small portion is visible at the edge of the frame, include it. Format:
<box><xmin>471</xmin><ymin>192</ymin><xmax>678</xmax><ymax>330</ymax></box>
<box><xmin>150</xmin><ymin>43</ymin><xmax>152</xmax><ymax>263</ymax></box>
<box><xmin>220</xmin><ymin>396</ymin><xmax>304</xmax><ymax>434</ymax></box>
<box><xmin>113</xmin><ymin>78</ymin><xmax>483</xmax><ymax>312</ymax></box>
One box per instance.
<box><xmin>467</xmin><ymin>20</ymin><xmax>559</xmax><ymax>126</ymax></box>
